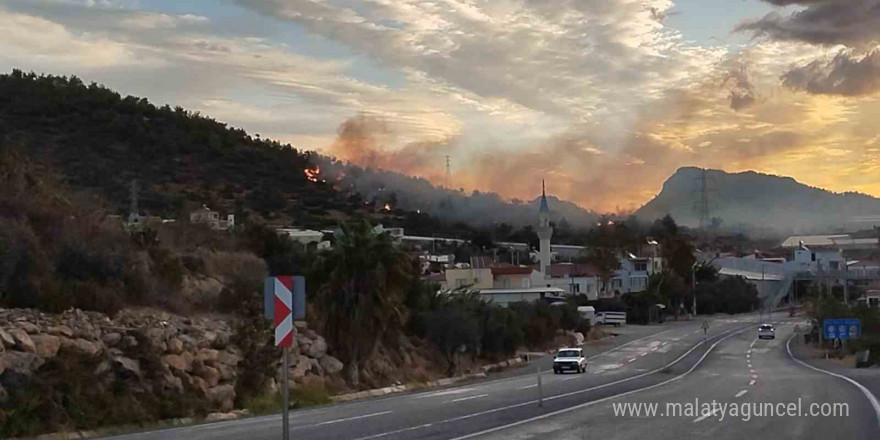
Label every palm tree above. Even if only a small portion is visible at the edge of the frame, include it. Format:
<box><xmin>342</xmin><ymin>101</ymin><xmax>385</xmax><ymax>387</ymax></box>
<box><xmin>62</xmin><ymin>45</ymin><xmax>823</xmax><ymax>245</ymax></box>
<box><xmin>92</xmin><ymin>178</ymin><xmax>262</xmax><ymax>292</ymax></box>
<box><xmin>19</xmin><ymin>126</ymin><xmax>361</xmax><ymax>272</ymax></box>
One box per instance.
<box><xmin>313</xmin><ymin>220</ymin><xmax>413</xmax><ymax>387</ymax></box>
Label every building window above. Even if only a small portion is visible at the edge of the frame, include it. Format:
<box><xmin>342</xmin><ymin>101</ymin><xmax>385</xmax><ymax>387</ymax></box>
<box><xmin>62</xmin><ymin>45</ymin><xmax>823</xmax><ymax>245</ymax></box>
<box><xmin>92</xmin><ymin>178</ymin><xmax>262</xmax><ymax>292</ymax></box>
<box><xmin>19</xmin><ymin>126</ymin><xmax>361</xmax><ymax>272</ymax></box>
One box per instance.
<box><xmin>634</xmin><ymin>262</ymin><xmax>647</xmax><ymax>271</ymax></box>
<box><xmin>614</xmin><ymin>279</ymin><xmax>622</xmax><ymax>288</ymax></box>
<box><xmin>522</xmin><ymin>279</ymin><xmax>530</xmax><ymax>288</ymax></box>
<box><xmin>503</xmin><ymin>278</ymin><xmax>510</xmax><ymax>288</ymax></box>
<box><xmin>812</xmin><ymin>253</ymin><xmax>816</xmax><ymax>262</ymax></box>
<box><xmin>573</xmin><ymin>283</ymin><xmax>580</xmax><ymax>293</ymax></box>
<box><xmin>457</xmin><ymin>279</ymin><xmax>467</xmax><ymax>287</ymax></box>
<box><xmin>830</xmin><ymin>261</ymin><xmax>839</xmax><ymax>270</ymax></box>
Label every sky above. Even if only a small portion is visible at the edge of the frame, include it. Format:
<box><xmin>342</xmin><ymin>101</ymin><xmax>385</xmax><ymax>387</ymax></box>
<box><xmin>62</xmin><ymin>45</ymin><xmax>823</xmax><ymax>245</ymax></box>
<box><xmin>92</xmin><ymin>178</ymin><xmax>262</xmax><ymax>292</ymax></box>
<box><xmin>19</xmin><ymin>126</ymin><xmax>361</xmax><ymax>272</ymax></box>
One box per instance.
<box><xmin>2</xmin><ymin>0</ymin><xmax>880</xmax><ymax>213</ymax></box>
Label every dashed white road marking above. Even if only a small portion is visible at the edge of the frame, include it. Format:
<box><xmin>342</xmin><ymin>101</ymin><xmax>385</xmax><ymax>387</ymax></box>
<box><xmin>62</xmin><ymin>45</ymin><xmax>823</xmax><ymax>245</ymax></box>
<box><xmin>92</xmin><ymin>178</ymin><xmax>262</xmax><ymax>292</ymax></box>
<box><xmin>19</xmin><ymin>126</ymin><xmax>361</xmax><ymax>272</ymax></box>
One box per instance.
<box><xmin>449</xmin><ymin>394</ymin><xmax>489</xmax><ymax>403</ymax></box>
<box><xmin>749</xmin><ymin>338</ymin><xmax>757</xmax><ymax>349</ymax></box>
<box><xmin>661</xmin><ymin>341</ymin><xmax>670</xmax><ymax>346</ymax></box>
<box><xmin>693</xmin><ymin>409</ymin><xmax>720</xmax><ymax>424</ymax></box>
<box><xmin>735</xmin><ymin>390</ymin><xmax>748</xmax><ymax>398</ymax></box>
<box><xmin>518</xmin><ymin>384</ymin><xmax>538</xmax><ymax>390</ymax></box>
<box><xmin>562</xmin><ymin>376</ymin><xmax>581</xmax><ymax>381</ymax></box>
<box><xmin>750</xmin><ymin>369</ymin><xmax>756</xmax><ymax>374</ymax></box>
<box><xmin>746</xmin><ymin>354</ymin><xmax>750</xmax><ymax>359</ymax></box>
<box><xmin>315</xmin><ymin>411</ymin><xmax>393</xmax><ymax>426</ymax></box>
<box><xmin>751</xmin><ymin>375</ymin><xmax>758</xmax><ymax>380</ymax></box>
<box><xmin>627</xmin><ymin>358</ymin><xmax>637</xmax><ymax>363</ymax></box>
<box><xmin>749</xmin><ymin>379</ymin><xmax>756</xmax><ymax>386</ymax></box>
<box><xmin>640</xmin><ymin>352</ymin><xmax>649</xmax><ymax>357</ymax></box>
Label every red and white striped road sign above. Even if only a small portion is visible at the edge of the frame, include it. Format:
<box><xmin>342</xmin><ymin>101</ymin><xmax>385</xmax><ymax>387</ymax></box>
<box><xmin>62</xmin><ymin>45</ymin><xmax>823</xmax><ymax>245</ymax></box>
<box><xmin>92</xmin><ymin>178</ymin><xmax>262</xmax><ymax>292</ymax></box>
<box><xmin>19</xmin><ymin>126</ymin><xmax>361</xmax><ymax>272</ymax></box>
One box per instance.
<box><xmin>272</xmin><ymin>276</ymin><xmax>294</xmax><ymax>347</ymax></box>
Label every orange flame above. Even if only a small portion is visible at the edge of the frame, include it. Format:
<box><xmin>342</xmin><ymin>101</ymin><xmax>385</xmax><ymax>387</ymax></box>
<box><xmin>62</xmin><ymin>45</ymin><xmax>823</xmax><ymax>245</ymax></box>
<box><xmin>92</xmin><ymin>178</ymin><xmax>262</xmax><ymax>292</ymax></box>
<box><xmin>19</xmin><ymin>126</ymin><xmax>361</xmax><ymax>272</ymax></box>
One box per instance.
<box><xmin>383</xmin><ymin>203</ymin><xmax>392</xmax><ymax>211</ymax></box>
<box><xmin>304</xmin><ymin>166</ymin><xmax>320</xmax><ymax>183</ymax></box>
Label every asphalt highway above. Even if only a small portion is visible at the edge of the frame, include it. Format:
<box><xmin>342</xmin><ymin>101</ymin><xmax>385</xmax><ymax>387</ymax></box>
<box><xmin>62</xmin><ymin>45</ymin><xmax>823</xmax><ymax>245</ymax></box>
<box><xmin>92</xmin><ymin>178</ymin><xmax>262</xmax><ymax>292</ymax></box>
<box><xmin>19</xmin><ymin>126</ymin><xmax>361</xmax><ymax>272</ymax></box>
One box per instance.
<box><xmin>98</xmin><ymin>314</ymin><xmax>814</xmax><ymax>440</ymax></box>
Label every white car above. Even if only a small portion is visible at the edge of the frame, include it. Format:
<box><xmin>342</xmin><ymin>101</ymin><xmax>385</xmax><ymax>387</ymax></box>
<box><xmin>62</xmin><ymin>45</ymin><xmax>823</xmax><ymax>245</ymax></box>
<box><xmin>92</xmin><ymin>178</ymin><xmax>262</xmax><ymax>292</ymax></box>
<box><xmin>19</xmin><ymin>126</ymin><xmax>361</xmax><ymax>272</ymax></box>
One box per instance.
<box><xmin>553</xmin><ymin>348</ymin><xmax>587</xmax><ymax>374</ymax></box>
<box><xmin>757</xmin><ymin>324</ymin><xmax>775</xmax><ymax>339</ymax></box>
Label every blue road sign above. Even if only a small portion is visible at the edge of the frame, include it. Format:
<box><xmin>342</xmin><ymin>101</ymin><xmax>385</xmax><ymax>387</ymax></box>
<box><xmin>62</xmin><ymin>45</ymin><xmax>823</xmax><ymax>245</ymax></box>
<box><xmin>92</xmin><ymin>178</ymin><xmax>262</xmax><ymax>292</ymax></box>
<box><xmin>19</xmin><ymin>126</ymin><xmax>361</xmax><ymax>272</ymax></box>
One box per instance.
<box><xmin>822</xmin><ymin>318</ymin><xmax>860</xmax><ymax>340</ymax></box>
<box><xmin>264</xmin><ymin>275</ymin><xmax>306</xmax><ymax>320</ymax></box>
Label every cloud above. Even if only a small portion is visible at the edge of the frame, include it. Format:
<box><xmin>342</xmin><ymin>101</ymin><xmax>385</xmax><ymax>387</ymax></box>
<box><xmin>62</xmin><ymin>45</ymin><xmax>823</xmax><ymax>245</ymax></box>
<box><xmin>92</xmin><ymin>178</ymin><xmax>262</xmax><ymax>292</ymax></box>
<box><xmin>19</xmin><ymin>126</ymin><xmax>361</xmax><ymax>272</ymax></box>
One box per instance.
<box><xmin>724</xmin><ymin>64</ymin><xmax>757</xmax><ymax>111</ymax></box>
<box><xmin>782</xmin><ymin>49</ymin><xmax>880</xmax><ymax>95</ymax></box>
<box><xmin>737</xmin><ymin>0</ymin><xmax>880</xmax><ymax>97</ymax></box>
<box><xmin>0</xmin><ymin>9</ymin><xmax>153</xmax><ymax>69</ymax></box>
<box><xmin>737</xmin><ymin>0</ymin><xmax>880</xmax><ymax>48</ymax></box>
<box><xmin>234</xmin><ymin>0</ymin><xmax>726</xmax><ymax>126</ymax></box>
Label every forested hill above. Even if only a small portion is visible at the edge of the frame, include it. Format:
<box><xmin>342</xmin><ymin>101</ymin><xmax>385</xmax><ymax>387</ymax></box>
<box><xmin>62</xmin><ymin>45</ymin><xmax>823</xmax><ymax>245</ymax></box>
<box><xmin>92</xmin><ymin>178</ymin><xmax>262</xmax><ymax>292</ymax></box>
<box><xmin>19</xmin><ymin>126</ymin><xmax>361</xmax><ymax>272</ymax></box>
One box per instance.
<box><xmin>0</xmin><ymin>70</ymin><xmax>594</xmax><ymax>239</ymax></box>
<box><xmin>635</xmin><ymin>166</ymin><xmax>880</xmax><ymax>235</ymax></box>
<box><xmin>0</xmin><ymin>70</ymin><xmax>397</xmax><ymax>230</ymax></box>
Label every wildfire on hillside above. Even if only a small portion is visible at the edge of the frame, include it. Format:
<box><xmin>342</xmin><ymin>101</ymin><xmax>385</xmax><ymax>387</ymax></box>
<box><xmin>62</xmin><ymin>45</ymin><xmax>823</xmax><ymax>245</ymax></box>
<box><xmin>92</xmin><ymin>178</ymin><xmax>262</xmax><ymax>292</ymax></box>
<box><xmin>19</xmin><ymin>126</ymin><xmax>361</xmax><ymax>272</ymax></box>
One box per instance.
<box><xmin>383</xmin><ymin>203</ymin><xmax>392</xmax><ymax>211</ymax></box>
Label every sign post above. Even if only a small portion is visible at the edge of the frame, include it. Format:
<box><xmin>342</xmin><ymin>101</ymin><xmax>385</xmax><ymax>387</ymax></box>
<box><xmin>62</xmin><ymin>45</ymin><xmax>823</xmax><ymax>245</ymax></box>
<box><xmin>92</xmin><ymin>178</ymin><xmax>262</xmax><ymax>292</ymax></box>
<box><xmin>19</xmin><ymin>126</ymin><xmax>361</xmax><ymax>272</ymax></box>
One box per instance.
<box><xmin>265</xmin><ymin>275</ymin><xmax>306</xmax><ymax>440</ymax></box>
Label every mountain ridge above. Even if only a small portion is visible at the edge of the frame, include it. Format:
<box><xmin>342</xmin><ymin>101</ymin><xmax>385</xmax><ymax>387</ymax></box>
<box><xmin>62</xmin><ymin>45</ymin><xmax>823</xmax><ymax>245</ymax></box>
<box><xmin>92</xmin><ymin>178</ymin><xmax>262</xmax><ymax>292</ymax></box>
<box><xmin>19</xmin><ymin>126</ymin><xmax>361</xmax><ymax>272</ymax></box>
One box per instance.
<box><xmin>635</xmin><ymin>166</ymin><xmax>880</xmax><ymax>236</ymax></box>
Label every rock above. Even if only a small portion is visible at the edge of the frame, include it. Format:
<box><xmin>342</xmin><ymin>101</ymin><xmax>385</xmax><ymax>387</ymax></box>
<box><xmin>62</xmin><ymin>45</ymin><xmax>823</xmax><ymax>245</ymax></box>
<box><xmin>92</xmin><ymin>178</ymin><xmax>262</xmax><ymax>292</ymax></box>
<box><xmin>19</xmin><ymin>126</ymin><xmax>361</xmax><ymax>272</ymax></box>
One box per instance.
<box><xmin>196</xmin><ymin>348</ymin><xmax>219</xmax><ymax>363</ymax></box>
<box><xmin>216</xmin><ymin>350</ymin><xmax>239</xmax><ymax>366</ymax></box>
<box><xmin>205</xmin><ymin>412</ymin><xmax>238</xmax><ymax>422</ymax></box>
<box><xmin>307</xmin><ymin>337</ymin><xmax>327</xmax><ymax>359</ymax></box>
<box><xmin>60</xmin><ymin>338</ymin><xmax>102</xmax><ymax>357</ymax></box>
<box><xmin>294</xmin><ymin>320</ymin><xmax>308</xmax><ymax>330</ymax></box>
<box><xmin>5</xmin><ymin>351</ymin><xmax>45</xmax><ymax>374</ymax></box>
<box><xmin>190</xmin><ymin>375</ymin><xmax>209</xmax><ymax>396</ymax></box>
<box><xmin>162</xmin><ymin>354</ymin><xmax>192</xmax><ymax>372</ymax></box>
<box><xmin>31</xmin><ymin>334</ymin><xmax>61</xmax><ymax>358</ymax></box>
<box><xmin>122</xmin><ymin>335</ymin><xmax>138</xmax><ymax>348</ymax></box>
<box><xmin>18</xmin><ymin>322</ymin><xmax>40</xmax><ymax>334</ymax></box>
<box><xmin>206</xmin><ymin>384</ymin><xmax>235</xmax><ymax>412</ymax></box>
<box><xmin>212</xmin><ymin>331</ymin><xmax>230</xmax><ymax>349</ymax></box>
<box><xmin>8</xmin><ymin>328</ymin><xmax>36</xmax><ymax>353</ymax></box>
<box><xmin>319</xmin><ymin>355</ymin><xmax>344</xmax><ymax>375</ymax></box>
<box><xmin>167</xmin><ymin>338</ymin><xmax>184</xmax><ymax>354</ymax></box>
<box><xmin>198</xmin><ymin>365</ymin><xmax>221</xmax><ymax>387</ymax></box>
<box><xmin>0</xmin><ymin>354</ymin><xmax>6</xmax><ymax>375</ymax></box>
<box><xmin>161</xmin><ymin>373</ymin><xmax>184</xmax><ymax>393</ymax></box>
<box><xmin>101</xmin><ymin>332</ymin><xmax>122</xmax><ymax>346</ymax></box>
<box><xmin>199</xmin><ymin>331</ymin><xmax>218</xmax><ymax>348</ymax></box>
<box><xmin>215</xmin><ymin>363</ymin><xmax>236</xmax><ymax>381</ymax></box>
<box><xmin>308</xmin><ymin>357</ymin><xmax>324</xmax><ymax>377</ymax></box>
<box><xmin>0</xmin><ymin>328</ymin><xmax>15</xmax><ymax>348</ymax></box>
<box><xmin>163</xmin><ymin>325</ymin><xmax>179</xmax><ymax>340</ymax></box>
<box><xmin>299</xmin><ymin>373</ymin><xmax>325</xmax><ymax>389</ymax></box>
<box><xmin>94</xmin><ymin>360</ymin><xmax>112</xmax><ymax>376</ymax></box>
<box><xmin>46</xmin><ymin>325</ymin><xmax>74</xmax><ymax>338</ymax></box>
<box><xmin>113</xmin><ymin>356</ymin><xmax>142</xmax><ymax>379</ymax></box>
<box><xmin>0</xmin><ymin>384</ymin><xmax>7</xmax><ymax>404</ymax></box>
<box><xmin>144</xmin><ymin>328</ymin><xmax>166</xmax><ymax>351</ymax></box>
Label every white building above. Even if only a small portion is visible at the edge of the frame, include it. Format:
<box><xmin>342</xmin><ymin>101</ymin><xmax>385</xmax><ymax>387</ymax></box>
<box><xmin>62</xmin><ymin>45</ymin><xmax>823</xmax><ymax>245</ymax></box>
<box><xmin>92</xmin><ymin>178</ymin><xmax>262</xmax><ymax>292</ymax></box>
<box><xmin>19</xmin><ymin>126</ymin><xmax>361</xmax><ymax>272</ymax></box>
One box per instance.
<box><xmin>189</xmin><ymin>206</ymin><xmax>234</xmax><ymax>231</ymax></box>
<box><xmin>276</xmin><ymin>228</ymin><xmax>325</xmax><ymax>246</ymax></box>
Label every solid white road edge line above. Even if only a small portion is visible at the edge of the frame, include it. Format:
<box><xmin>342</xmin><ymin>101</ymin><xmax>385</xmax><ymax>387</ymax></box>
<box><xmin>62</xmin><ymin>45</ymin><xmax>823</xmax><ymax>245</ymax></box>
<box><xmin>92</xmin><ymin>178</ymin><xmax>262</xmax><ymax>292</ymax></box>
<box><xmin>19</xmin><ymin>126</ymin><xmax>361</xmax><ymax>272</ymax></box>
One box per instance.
<box><xmin>447</xmin><ymin>325</ymin><xmax>752</xmax><ymax>440</ymax></box>
<box><xmin>786</xmin><ymin>335</ymin><xmax>880</xmax><ymax>428</ymax></box>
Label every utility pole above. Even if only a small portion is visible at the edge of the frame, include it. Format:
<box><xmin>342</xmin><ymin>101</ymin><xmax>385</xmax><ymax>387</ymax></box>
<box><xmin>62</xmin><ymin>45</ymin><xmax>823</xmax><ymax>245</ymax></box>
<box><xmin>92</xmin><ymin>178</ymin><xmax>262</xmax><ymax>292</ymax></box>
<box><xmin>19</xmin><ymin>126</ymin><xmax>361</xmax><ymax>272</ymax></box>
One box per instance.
<box><xmin>445</xmin><ymin>155</ymin><xmax>451</xmax><ymax>189</ymax></box>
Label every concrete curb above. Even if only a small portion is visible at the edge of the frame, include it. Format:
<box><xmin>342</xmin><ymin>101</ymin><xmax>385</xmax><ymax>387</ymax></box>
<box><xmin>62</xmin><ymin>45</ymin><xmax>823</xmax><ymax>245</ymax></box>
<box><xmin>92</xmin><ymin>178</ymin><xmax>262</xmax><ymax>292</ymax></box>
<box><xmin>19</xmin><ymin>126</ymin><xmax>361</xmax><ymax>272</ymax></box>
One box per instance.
<box><xmin>330</xmin><ymin>357</ymin><xmax>526</xmax><ymax>403</ymax></box>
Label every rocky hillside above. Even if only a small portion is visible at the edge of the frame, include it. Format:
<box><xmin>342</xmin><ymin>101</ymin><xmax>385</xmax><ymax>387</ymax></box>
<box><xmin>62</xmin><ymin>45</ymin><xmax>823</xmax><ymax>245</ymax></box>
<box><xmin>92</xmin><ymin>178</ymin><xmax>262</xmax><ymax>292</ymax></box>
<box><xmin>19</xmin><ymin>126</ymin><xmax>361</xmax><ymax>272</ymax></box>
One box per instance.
<box><xmin>0</xmin><ymin>307</ymin><xmax>342</xmax><ymax>437</ymax></box>
<box><xmin>635</xmin><ymin>167</ymin><xmax>880</xmax><ymax>236</ymax></box>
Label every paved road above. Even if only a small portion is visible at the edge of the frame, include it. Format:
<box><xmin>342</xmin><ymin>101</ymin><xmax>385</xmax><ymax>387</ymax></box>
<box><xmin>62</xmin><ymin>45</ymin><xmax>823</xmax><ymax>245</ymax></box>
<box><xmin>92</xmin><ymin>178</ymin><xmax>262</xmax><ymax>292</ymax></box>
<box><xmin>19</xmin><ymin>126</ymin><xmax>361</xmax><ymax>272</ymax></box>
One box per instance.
<box><xmin>472</xmin><ymin>320</ymin><xmax>880</xmax><ymax>440</ymax></box>
<box><xmin>100</xmin><ymin>314</ymin><xmax>769</xmax><ymax>440</ymax></box>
